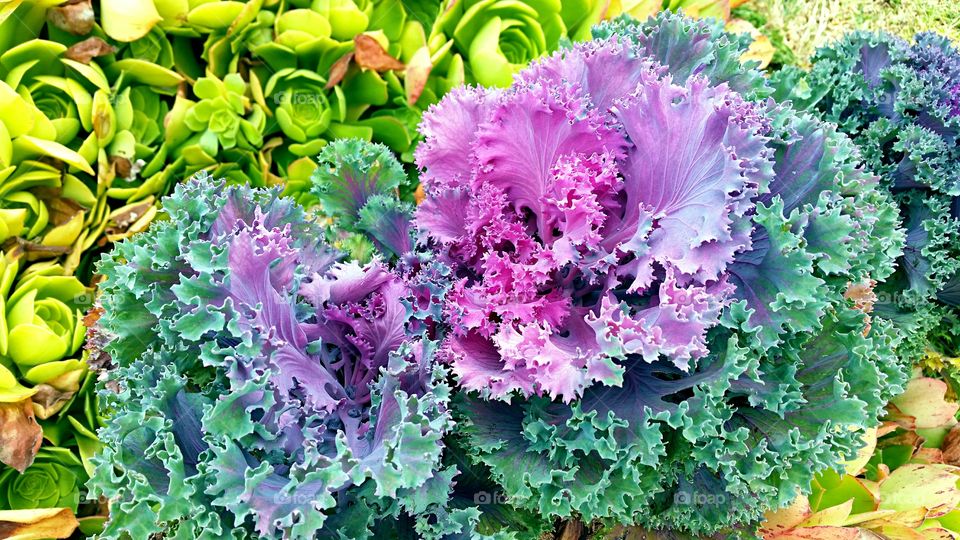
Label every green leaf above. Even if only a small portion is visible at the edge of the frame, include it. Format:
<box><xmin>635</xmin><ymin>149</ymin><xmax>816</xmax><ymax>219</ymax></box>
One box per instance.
<box><xmin>107</xmin><ymin>59</ymin><xmax>185</xmax><ymax>87</ymax></box>
<box><xmin>11</xmin><ymin>136</ymin><xmax>94</xmax><ymax>175</ymax></box>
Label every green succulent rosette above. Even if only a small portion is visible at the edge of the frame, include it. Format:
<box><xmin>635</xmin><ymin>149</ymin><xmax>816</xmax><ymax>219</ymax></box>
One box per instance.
<box><xmin>430</xmin><ymin>0</ymin><xmax>607</xmax><ymax>86</ymax></box>
<box><xmin>0</xmin><ymin>447</ymin><xmax>85</xmax><ymax>511</ymax></box>
<box><xmin>2</xmin><ymin>268</ymin><xmax>89</xmax><ymax>384</ymax></box>
<box><xmin>0</xmin><ymin>249</ymin><xmax>102</xmax><ymax>534</ymax></box>
<box><xmin>3</xmin><ymin>0</ymin><xmax>609</xmax><ymax>204</ymax></box>
<box><xmin>181</xmin><ymin>72</ymin><xmax>265</xmax><ymax>158</ymax></box>
<box><xmin>0</xmin><ymin>255</ymin><xmax>95</xmax><ymax>432</ymax></box>
<box><xmin>0</xmin><ymin>27</ymin><xmax>173</xmax><ymax>276</ymax></box>
<box><xmin>0</xmin><ymin>442</ymin><xmax>105</xmax><ymax>535</ymax></box>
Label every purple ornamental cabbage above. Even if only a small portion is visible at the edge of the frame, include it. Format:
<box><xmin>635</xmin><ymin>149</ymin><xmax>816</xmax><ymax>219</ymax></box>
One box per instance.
<box><xmin>88</xmin><ymin>175</ymin><xmax>453</xmax><ymax>539</ymax></box>
<box><xmin>414</xmin><ymin>12</ymin><xmax>906</xmax><ymax>534</ymax></box>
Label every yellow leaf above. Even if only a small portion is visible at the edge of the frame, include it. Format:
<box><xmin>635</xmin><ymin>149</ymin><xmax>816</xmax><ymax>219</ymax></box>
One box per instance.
<box><xmin>763</xmin><ymin>495</ymin><xmax>813</xmax><ymax>534</ymax></box>
<box><xmin>100</xmin><ymin>0</ymin><xmax>162</xmax><ymax>42</ymax></box>
<box><xmin>42</xmin><ymin>212</ymin><xmax>85</xmax><ymax>247</ymax></box>
<box><xmin>802</xmin><ymin>499</ymin><xmax>854</xmax><ymax>527</ymax></box>
<box><xmin>0</xmin><ymin>508</ymin><xmax>79</xmax><ymax>540</ymax></box>
<box><xmin>726</xmin><ymin>19</ymin><xmax>775</xmax><ymax>68</ymax></box>
<box><xmin>891</xmin><ymin>378</ymin><xmax>960</xmax><ymax>430</ymax></box>
<box><xmin>880</xmin><ymin>464</ymin><xmax>960</xmax><ymax>519</ymax></box>
<box><xmin>843</xmin><ymin>427</ymin><xmax>878</xmax><ymax>476</ymax></box>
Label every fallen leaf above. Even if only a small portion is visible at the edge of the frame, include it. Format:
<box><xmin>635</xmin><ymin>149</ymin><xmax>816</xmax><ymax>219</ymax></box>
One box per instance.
<box><xmin>31</xmin><ymin>385</ymin><xmax>77</xmax><ymax>420</ymax></box>
<box><xmin>762</xmin><ymin>495</ymin><xmax>813</xmax><ymax>535</ymax></box>
<box><xmin>64</xmin><ymin>37</ymin><xmax>116</xmax><ymax>64</ymax></box>
<box><xmin>913</xmin><ymin>447</ymin><xmax>945</xmax><ymax>464</ymax></box>
<box><xmin>405</xmin><ymin>45</ymin><xmax>432</xmax><ymax>105</ymax></box>
<box><xmin>0</xmin><ymin>508</ymin><xmax>79</xmax><ymax>540</ymax></box>
<box><xmin>842</xmin><ymin>509</ymin><xmax>898</xmax><ymax>527</ymax></box>
<box><xmin>2</xmin><ymin>237</ymin><xmax>73</xmax><ymax>262</ymax></box>
<box><xmin>106</xmin><ymin>199</ymin><xmax>154</xmax><ymax>232</ymax></box>
<box><xmin>728</xmin><ymin>18</ymin><xmax>775</xmax><ymax>69</ymax></box>
<box><xmin>879</xmin><ymin>464</ymin><xmax>960</xmax><ymax>518</ymax></box>
<box><xmin>765</xmin><ymin>527</ymin><xmax>866</xmax><ymax>540</ymax></box>
<box><xmin>82</xmin><ymin>305</ymin><xmax>104</xmax><ymax>328</ymax></box>
<box><xmin>876</xmin><ymin>522</ymin><xmax>932</xmax><ymax>539</ymax></box>
<box><xmin>915</xmin><ymin>527</ymin><xmax>955</xmax><ymax>540</ymax></box>
<box><xmin>943</xmin><ymin>425</ymin><xmax>960</xmax><ymax>466</ymax></box>
<box><xmin>0</xmin><ymin>399</ymin><xmax>43</xmax><ymax>472</ymax></box>
<box><xmin>878</xmin><ymin>421</ymin><xmax>901</xmax><ymax>438</ymax></box>
<box><xmin>881</xmin><ymin>428</ymin><xmax>923</xmax><ymax>450</ymax></box>
<box><xmin>860</xmin><ymin>507</ymin><xmax>928</xmax><ymax>529</ymax></box>
<box><xmin>801</xmin><ymin>499</ymin><xmax>854</xmax><ymax>527</ymax></box>
<box><xmin>34</xmin><ymin>188</ymin><xmax>85</xmax><ymax>226</ymax></box>
<box><xmin>46</xmin><ymin>0</ymin><xmax>95</xmax><ymax>35</ymax></box>
<box><xmin>326</xmin><ymin>52</ymin><xmax>355</xmax><ymax>89</ymax></box>
<box><xmin>891</xmin><ymin>378</ymin><xmax>959</xmax><ymax>430</ymax></box>
<box><xmin>354</xmin><ymin>34</ymin><xmax>404</xmax><ymax>72</ymax></box>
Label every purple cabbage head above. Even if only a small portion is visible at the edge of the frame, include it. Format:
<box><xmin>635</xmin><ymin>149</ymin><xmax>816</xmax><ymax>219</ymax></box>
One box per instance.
<box><xmin>414</xmin><ymin>12</ymin><xmax>906</xmax><ymax>535</ymax></box>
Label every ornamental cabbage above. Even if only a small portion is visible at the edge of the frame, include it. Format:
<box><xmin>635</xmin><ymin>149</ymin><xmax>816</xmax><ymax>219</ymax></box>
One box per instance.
<box><xmin>773</xmin><ymin>32</ymin><xmax>960</xmax><ymax>368</ymax></box>
<box><xmin>414</xmin><ymin>12</ymin><xmax>907</xmax><ymax>534</ymax></box>
<box><xmin>89</xmin><ymin>175</ymin><xmax>453</xmax><ymax>539</ymax></box>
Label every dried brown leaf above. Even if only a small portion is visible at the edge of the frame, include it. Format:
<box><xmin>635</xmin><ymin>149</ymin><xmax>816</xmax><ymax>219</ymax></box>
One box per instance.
<box><xmin>46</xmin><ymin>0</ymin><xmax>95</xmax><ymax>35</ymax></box>
<box><xmin>326</xmin><ymin>52</ymin><xmax>354</xmax><ymax>89</ymax></box>
<box><xmin>34</xmin><ymin>188</ymin><xmax>85</xmax><ymax>226</ymax></box>
<box><xmin>941</xmin><ymin>424</ymin><xmax>960</xmax><ymax>466</ymax></box>
<box><xmin>31</xmin><ymin>385</ymin><xmax>76</xmax><ymax>420</ymax></box>
<box><xmin>405</xmin><ymin>46</ymin><xmax>432</xmax><ymax>106</ymax></box>
<box><xmin>64</xmin><ymin>37</ymin><xmax>116</xmax><ymax>64</ymax></box>
<box><xmin>111</xmin><ymin>156</ymin><xmax>132</xmax><ymax>179</ymax></box>
<box><xmin>558</xmin><ymin>520</ymin><xmax>583</xmax><ymax>540</ymax></box>
<box><xmin>0</xmin><ymin>399</ymin><xmax>43</xmax><ymax>473</ymax></box>
<box><xmin>354</xmin><ymin>34</ymin><xmax>404</xmax><ymax>72</ymax></box>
